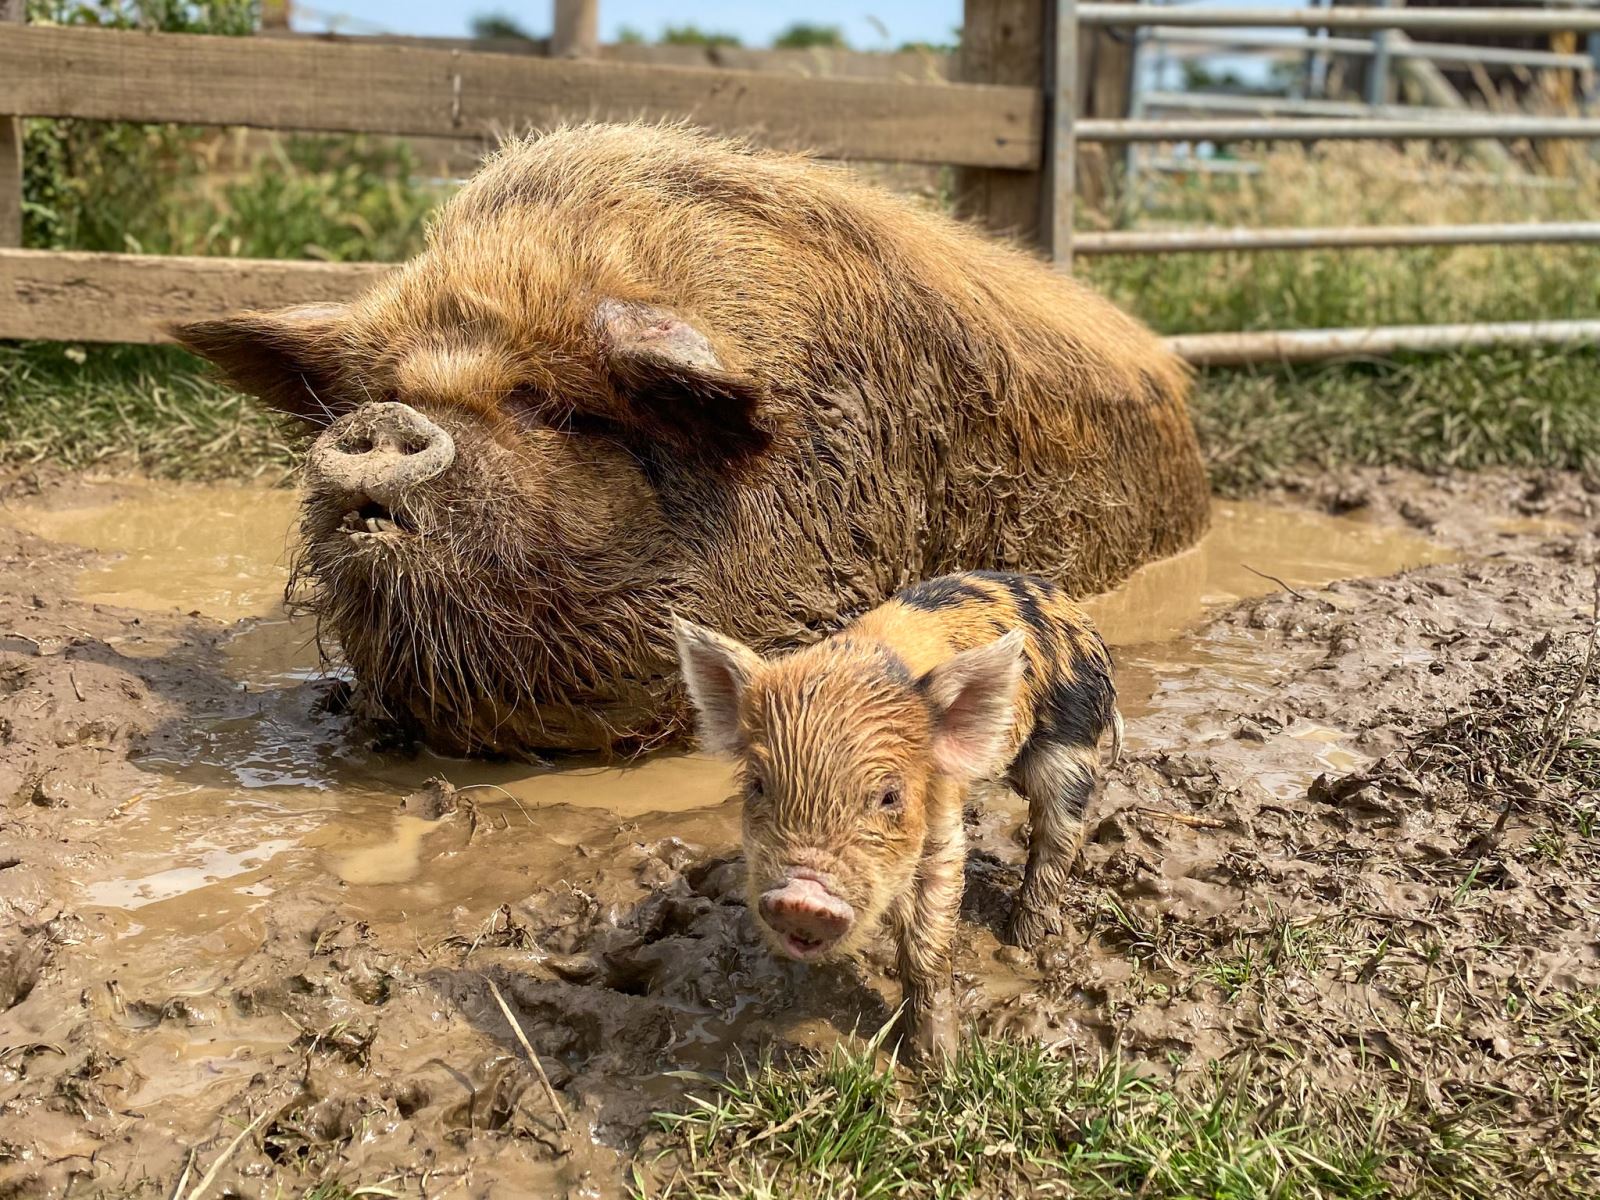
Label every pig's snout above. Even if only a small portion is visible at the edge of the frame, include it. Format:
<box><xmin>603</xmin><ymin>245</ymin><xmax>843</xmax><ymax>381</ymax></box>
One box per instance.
<box><xmin>308</xmin><ymin>402</ymin><xmax>456</xmax><ymax>508</ymax></box>
<box><xmin>758</xmin><ymin>876</ymin><xmax>855</xmax><ymax>959</ymax></box>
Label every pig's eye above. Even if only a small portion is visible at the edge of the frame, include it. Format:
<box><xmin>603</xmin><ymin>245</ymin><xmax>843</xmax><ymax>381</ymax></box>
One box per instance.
<box><xmin>744</xmin><ymin>776</ymin><xmax>766</xmax><ymax>803</ymax></box>
<box><xmin>501</xmin><ymin>390</ymin><xmax>546</xmax><ymax>429</ymax></box>
<box><xmin>873</xmin><ymin>780</ymin><xmax>904</xmax><ymax>814</ymax></box>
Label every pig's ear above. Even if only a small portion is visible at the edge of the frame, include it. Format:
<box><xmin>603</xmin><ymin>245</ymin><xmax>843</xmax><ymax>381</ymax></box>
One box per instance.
<box><xmin>672</xmin><ymin>616</ymin><xmax>763</xmax><ymax>755</ymax></box>
<box><xmin>921</xmin><ymin>630</ymin><xmax>1026</xmax><ymax>779</ymax></box>
<box><xmin>595</xmin><ymin>299</ymin><xmax>773</xmax><ymax>468</ymax></box>
<box><xmin>166</xmin><ymin>303</ymin><xmax>349</xmax><ymax>427</ymax></box>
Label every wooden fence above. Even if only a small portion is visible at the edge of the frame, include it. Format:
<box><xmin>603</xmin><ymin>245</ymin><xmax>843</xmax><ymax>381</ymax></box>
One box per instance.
<box><xmin>3</xmin><ymin>2</ymin><xmax>1598</xmax><ymax>361</ymax></box>
<box><xmin>0</xmin><ymin>0</ymin><xmax>1101</xmax><ymax>345</ymax></box>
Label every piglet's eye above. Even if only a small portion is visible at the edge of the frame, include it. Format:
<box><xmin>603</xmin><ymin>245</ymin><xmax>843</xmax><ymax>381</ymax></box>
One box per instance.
<box><xmin>874</xmin><ymin>781</ymin><xmax>904</xmax><ymax>813</ymax></box>
<box><xmin>745</xmin><ymin>777</ymin><xmax>765</xmax><ymax>801</ymax></box>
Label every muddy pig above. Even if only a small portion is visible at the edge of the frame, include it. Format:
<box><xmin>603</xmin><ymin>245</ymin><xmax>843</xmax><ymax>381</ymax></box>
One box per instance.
<box><xmin>171</xmin><ymin>122</ymin><xmax>1205</xmax><ymax>757</ymax></box>
<box><xmin>673</xmin><ymin>571</ymin><xmax>1121</xmax><ymax>1059</ymax></box>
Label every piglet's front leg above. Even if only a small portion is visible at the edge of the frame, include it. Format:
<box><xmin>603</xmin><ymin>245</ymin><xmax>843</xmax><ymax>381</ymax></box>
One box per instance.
<box><xmin>890</xmin><ymin>790</ymin><xmax>966</xmax><ymax>1065</ymax></box>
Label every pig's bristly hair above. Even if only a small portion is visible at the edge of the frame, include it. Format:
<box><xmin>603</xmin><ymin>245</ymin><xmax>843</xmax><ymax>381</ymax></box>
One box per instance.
<box><xmin>177</xmin><ymin>121</ymin><xmax>1203</xmax><ymax>756</ymax></box>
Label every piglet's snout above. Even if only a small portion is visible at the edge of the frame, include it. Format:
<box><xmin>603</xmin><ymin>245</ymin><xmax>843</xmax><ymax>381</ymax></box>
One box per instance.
<box><xmin>758</xmin><ymin>878</ymin><xmax>854</xmax><ymax>950</ymax></box>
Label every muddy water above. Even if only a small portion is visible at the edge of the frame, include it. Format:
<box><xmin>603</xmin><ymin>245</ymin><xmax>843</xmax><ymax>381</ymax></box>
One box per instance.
<box><xmin>1085</xmin><ymin>502</ymin><xmax>1454</xmax><ymax>746</ymax></box>
<box><xmin>6</xmin><ymin>483</ymin><xmax>300</xmax><ymax>620</ymax></box>
<box><xmin>1080</xmin><ymin>500</ymin><xmax>1453</xmax><ymax>647</ymax></box>
<box><xmin>2</xmin><ymin>482</ymin><xmax>1450</xmax><ymax>937</ymax></box>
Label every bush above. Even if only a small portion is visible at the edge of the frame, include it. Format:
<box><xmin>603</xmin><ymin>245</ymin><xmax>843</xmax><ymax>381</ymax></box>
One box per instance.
<box><xmin>22</xmin><ymin>0</ymin><xmax>439</xmax><ymax>261</ymax></box>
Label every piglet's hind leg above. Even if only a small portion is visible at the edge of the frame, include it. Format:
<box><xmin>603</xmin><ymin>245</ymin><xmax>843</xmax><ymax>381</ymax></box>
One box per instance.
<box><xmin>1005</xmin><ymin>739</ymin><xmax>1097</xmax><ymax>949</ymax></box>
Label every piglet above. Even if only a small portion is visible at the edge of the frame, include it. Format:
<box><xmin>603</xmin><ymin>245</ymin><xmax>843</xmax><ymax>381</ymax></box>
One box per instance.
<box><xmin>673</xmin><ymin>570</ymin><xmax>1121</xmax><ymax>1060</ymax></box>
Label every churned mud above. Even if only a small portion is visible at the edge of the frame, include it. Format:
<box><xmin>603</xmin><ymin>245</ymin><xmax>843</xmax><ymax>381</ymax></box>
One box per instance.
<box><xmin>1</xmin><ymin>468</ymin><xmax>1595</xmax><ymax>1197</ymax></box>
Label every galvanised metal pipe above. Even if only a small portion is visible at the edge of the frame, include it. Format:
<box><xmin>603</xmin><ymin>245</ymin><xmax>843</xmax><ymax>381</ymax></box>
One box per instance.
<box><xmin>1080</xmin><ymin>6</ymin><xmax>1600</xmax><ymax>33</ymax></box>
<box><xmin>1142</xmin><ymin>89</ymin><xmax>1444</xmax><ymax>118</ymax></box>
<box><xmin>1075</xmin><ymin>221</ymin><xmax>1600</xmax><ymax>254</ymax></box>
<box><xmin>1165</xmin><ymin>319</ymin><xmax>1600</xmax><ymax>367</ymax></box>
<box><xmin>1139</xmin><ymin>158</ymin><xmax>1582</xmax><ymax>189</ymax></box>
<box><xmin>1144</xmin><ymin>25</ymin><xmax>1596</xmax><ymax>70</ymax></box>
<box><xmin>1077</xmin><ymin>115</ymin><xmax>1600</xmax><ymax>141</ymax></box>
<box><xmin>1367</xmin><ymin>0</ymin><xmax>1398</xmax><ymax>106</ymax></box>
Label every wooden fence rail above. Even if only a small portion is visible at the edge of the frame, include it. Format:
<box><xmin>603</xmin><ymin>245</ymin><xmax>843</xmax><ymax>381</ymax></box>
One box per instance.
<box><xmin>0</xmin><ymin>25</ymin><xmax>1039</xmax><ymax>169</ymax></box>
<box><xmin>0</xmin><ymin>249</ymin><xmax>390</xmax><ymax>344</ymax></box>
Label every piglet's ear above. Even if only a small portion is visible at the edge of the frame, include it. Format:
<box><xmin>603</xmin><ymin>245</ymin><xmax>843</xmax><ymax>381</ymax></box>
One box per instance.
<box><xmin>595</xmin><ymin>299</ymin><xmax>774</xmax><ymax>468</ymax></box>
<box><xmin>921</xmin><ymin>630</ymin><xmax>1026</xmax><ymax>779</ymax></box>
<box><xmin>672</xmin><ymin>616</ymin><xmax>764</xmax><ymax>756</ymax></box>
<box><xmin>167</xmin><ymin>303</ymin><xmax>350</xmax><ymax>427</ymax></box>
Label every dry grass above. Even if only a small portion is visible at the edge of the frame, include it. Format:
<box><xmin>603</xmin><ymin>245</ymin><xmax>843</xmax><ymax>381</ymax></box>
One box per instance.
<box><xmin>1088</xmin><ymin>143</ymin><xmax>1600</xmax><ymax>335</ymax></box>
<box><xmin>1081</xmin><ymin>145</ymin><xmax>1600</xmax><ymax>491</ymax></box>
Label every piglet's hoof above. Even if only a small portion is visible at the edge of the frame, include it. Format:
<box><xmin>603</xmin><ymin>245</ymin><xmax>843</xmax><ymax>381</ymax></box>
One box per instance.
<box><xmin>899</xmin><ymin>1002</ymin><xmax>958</xmax><ymax>1069</ymax></box>
<box><xmin>1005</xmin><ymin>901</ymin><xmax>1061</xmax><ymax>951</ymax></box>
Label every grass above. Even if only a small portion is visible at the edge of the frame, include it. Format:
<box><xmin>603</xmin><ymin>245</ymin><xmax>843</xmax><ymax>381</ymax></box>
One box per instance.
<box><xmin>1084</xmin><ymin>143</ymin><xmax>1600</xmax><ymax>336</ymax></box>
<box><xmin>638</xmin><ymin>1035</ymin><xmax>1388</xmax><ymax>1200</ymax></box>
<box><xmin>0</xmin><ymin>342</ymin><xmax>295</xmax><ymax>479</ymax></box>
<box><xmin>640</xmin><ymin>942</ymin><xmax>1600</xmax><ymax>1200</ymax></box>
<box><xmin>1190</xmin><ymin>348</ymin><xmax>1600</xmax><ymax>493</ymax></box>
<box><xmin>1078</xmin><ymin>144</ymin><xmax>1600</xmax><ymax>492</ymax></box>
<box><xmin>636</xmin><ymin>1023</ymin><xmax>1600</xmax><ymax>1200</ymax></box>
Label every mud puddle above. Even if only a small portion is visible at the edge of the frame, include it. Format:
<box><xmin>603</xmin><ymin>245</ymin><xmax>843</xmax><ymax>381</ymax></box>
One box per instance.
<box><xmin>3</xmin><ymin>484</ymin><xmax>1447</xmax><ymax>853</ymax></box>
<box><xmin>8</xmin><ymin>471</ymin><xmax>1588</xmax><ymax>1199</ymax></box>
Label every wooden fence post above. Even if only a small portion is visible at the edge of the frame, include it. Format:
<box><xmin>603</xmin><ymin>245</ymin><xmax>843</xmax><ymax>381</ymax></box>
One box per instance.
<box><xmin>552</xmin><ymin>0</ymin><xmax>598</xmax><ymax>59</ymax></box>
<box><xmin>0</xmin><ymin>0</ymin><xmax>21</xmax><ymax>248</ymax></box>
<box><xmin>1045</xmin><ymin>0</ymin><xmax>1077</xmax><ymax>268</ymax></box>
<box><xmin>260</xmin><ymin>0</ymin><xmax>291</xmax><ymax>31</ymax></box>
<box><xmin>954</xmin><ymin>0</ymin><xmax>1047</xmax><ymax>245</ymax></box>
<box><xmin>957</xmin><ymin>0</ymin><xmax>1110</xmax><ymax>257</ymax></box>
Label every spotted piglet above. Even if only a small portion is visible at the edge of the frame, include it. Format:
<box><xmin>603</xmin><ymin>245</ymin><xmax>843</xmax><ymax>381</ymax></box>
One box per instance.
<box><xmin>672</xmin><ymin>571</ymin><xmax>1122</xmax><ymax>1060</ymax></box>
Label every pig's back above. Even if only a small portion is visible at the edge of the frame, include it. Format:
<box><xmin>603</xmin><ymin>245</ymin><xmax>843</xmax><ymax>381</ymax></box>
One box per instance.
<box><xmin>441</xmin><ymin>124</ymin><xmax>1208</xmax><ymax>603</ymax></box>
<box><xmin>851</xmin><ymin>572</ymin><xmax>1117</xmax><ymax>756</ymax></box>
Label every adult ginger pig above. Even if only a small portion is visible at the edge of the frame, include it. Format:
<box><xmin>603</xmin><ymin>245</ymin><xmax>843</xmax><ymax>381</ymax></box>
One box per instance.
<box><xmin>172</xmin><ymin>123</ymin><xmax>1204</xmax><ymax>757</ymax></box>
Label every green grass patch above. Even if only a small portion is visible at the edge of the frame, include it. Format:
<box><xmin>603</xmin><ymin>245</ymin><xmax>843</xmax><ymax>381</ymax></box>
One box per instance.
<box><xmin>639</xmin><ymin>1035</ymin><xmax>1420</xmax><ymax>1199</ymax></box>
<box><xmin>0</xmin><ymin>342</ymin><xmax>293</xmax><ymax>479</ymax></box>
<box><xmin>1191</xmin><ymin>348</ymin><xmax>1600</xmax><ymax>494</ymax></box>
<box><xmin>639</xmin><ymin>1004</ymin><xmax>1600</xmax><ymax>1200</ymax></box>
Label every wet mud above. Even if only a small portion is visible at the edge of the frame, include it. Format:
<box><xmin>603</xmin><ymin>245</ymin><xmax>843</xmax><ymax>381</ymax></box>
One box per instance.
<box><xmin>1</xmin><ymin>468</ymin><xmax>1595</xmax><ymax>1197</ymax></box>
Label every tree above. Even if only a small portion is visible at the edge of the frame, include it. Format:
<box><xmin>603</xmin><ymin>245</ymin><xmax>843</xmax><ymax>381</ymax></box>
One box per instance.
<box><xmin>773</xmin><ymin>22</ymin><xmax>847</xmax><ymax>50</ymax></box>
<box><xmin>660</xmin><ymin>23</ymin><xmax>742</xmax><ymax>48</ymax></box>
<box><xmin>470</xmin><ymin>12</ymin><xmax>539</xmax><ymax>41</ymax></box>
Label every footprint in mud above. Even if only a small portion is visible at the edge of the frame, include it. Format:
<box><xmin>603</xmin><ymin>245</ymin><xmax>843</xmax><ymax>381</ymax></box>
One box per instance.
<box><xmin>0</xmin><ymin>934</ymin><xmax>48</xmax><ymax>1011</ymax></box>
<box><xmin>434</xmin><ymin>837</ymin><xmax>896</xmax><ymax>1098</ymax></box>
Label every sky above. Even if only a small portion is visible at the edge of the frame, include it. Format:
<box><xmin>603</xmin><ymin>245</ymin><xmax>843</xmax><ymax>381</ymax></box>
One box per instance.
<box><xmin>290</xmin><ymin>1</ymin><xmax>963</xmax><ymax>48</ymax></box>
